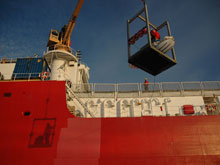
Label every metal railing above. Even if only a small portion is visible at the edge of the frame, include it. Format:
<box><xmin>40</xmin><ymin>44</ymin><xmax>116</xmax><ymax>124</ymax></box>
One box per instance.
<box><xmin>1</xmin><ymin>74</ymin><xmax>220</xmax><ymax>94</ymax></box>
<box><xmin>71</xmin><ymin>81</ymin><xmax>220</xmax><ymax>92</ymax></box>
<box><xmin>70</xmin><ymin>81</ymin><xmax>220</xmax><ymax>97</ymax></box>
<box><xmin>66</xmin><ymin>83</ymin><xmax>95</xmax><ymax>118</ymax></box>
<box><xmin>11</xmin><ymin>73</ymin><xmax>42</xmax><ymax>80</ymax></box>
<box><xmin>0</xmin><ymin>57</ymin><xmax>17</xmax><ymax>63</ymax></box>
<box><xmin>44</xmin><ymin>46</ymin><xmax>77</xmax><ymax>55</ymax></box>
<box><xmin>0</xmin><ymin>72</ymin><xmax>49</xmax><ymax>81</ymax></box>
<box><xmin>1</xmin><ymin>74</ymin><xmax>219</xmax><ymax>96</ymax></box>
<box><xmin>0</xmin><ymin>57</ymin><xmax>41</xmax><ymax>63</ymax></box>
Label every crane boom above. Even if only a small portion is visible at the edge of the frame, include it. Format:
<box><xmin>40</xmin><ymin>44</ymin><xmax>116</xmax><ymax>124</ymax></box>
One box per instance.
<box><xmin>63</xmin><ymin>0</ymin><xmax>85</xmax><ymax>46</ymax></box>
<box><xmin>47</xmin><ymin>0</ymin><xmax>84</xmax><ymax>52</ymax></box>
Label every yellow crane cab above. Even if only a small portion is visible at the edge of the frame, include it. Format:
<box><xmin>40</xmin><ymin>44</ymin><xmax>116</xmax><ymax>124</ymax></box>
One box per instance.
<box><xmin>47</xmin><ymin>30</ymin><xmax>60</xmax><ymax>48</ymax></box>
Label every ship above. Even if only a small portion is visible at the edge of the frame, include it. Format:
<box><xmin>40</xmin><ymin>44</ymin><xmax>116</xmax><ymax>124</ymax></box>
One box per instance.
<box><xmin>1</xmin><ymin>0</ymin><xmax>220</xmax><ymax>164</ymax></box>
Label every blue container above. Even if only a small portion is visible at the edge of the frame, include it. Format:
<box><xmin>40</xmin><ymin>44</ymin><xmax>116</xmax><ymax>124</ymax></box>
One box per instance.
<box><xmin>12</xmin><ymin>58</ymin><xmax>49</xmax><ymax>79</ymax></box>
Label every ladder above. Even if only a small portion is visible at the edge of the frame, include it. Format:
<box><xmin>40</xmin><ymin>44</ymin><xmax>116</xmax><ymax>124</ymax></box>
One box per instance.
<box><xmin>65</xmin><ymin>84</ymin><xmax>95</xmax><ymax>118</ymax></box>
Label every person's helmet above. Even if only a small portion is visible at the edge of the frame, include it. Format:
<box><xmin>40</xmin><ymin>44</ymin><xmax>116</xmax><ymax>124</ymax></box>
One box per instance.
<box><xmin>145</xmin><ymin>78</ymin><xmax>148</xmax><ymax>81</ymax></box>
<box><xmin>151</xmin><ymin>29</ymin><xmax>160</xmax><ymax>40</ymax></box>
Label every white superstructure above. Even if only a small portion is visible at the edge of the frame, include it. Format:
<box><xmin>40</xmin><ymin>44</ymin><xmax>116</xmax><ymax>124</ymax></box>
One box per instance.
<box><xmin>66</xmin><ymin>82</ymin><xmax>220</xmax><ymax>118</ymax></box>
<box><xmin>0</xmin><ymin>58</ymin><xmax>16</xmax><ymax>80</ymax></box>
<box><xmin>43</xmin><ymin>48</ymin><xmax>89</xmax><ymax>86</ymax></box>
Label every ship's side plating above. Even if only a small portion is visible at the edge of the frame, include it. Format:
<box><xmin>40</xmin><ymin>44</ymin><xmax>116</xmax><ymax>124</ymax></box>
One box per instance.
<box><xmin>1</xmin><ymin>81</ymin><xmax>220</xmax><ymax>165</ymax></box>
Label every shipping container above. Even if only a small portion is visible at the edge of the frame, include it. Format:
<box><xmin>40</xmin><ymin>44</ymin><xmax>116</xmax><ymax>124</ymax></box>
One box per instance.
<box><xmin>12</xmin><ymin>57</ymin><xmax>50</xmax><ymax>79</ymax></box>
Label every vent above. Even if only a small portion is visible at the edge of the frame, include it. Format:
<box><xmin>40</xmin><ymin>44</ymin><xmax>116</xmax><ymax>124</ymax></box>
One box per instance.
<box><xmin>4</xmin><ymin>93</ymin><xmax>12</xmax><ymax>97</ymax></box>
<box><xmin>23</xmin><ymin>111</ymin><xmax>31</xmax><ymax>116</ymax></box>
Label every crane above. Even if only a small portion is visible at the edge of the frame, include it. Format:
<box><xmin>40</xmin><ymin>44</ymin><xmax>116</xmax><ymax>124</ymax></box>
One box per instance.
<box><xmin>47</xmin><ymin>0</ymin><xmax>84</xmax><ymax>52</ymax></box>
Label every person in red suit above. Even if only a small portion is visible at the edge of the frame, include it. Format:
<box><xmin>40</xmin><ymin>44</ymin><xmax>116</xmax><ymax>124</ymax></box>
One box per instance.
<box><xmin>144</xmin><ymin>78</ymin><xmax>149</xmax><ymax>91</ymax></box>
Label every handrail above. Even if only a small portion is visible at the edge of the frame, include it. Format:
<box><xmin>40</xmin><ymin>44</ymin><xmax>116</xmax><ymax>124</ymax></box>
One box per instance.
<box><xmin>65</xmin><ymin>84</ymin><xmax>95</xmax><ymax>118</ymax></box>
<box><xmin>0</xmin><ymin>72</ymin><xmax>48</xmax><ymax>81</ymax></box>
<box><xmin>1</xmin><ymin>73</ymin><xmax>220</xmax><ymax>93</ymax></box>
<box><xmin>70</xmin><ymin>81</ymin><xmax>220</xmax><ymax>95</ymax></box>
<box><xmin>44</xmin><ymin>46</ymin><xmax>77</xmax><ymax>55</ymax></box>
<box><xmin>1</xmin><ymin>73</ymin><xmax>220</xmax><ymax>96</ymax></box>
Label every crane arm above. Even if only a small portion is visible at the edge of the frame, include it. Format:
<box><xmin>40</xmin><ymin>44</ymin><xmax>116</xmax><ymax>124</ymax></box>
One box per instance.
<box><xmin>63</xmin><ymin>0</ymin><xmax>85</xmax><ymax>46</ymax></box>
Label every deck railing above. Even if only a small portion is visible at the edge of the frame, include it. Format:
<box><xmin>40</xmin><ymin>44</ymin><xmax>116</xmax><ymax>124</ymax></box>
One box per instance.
<box><xmin>0</xmin><ymin>57</ymin><xmax>17</xmax><ymax>63</ymax></box>
<box><xmin>1</xmin><ymin>73</ymin><xmax>220</xmax><ymax>96</ymax></box>
<box><xmin>0</xmin><ymin>73</ymin><xmax>47</xmax><ymax>81</ymax></box>
<box><xmin>71</xmin><ymin>81</ymin><xmax>220</xmax><ymax>97</ymax></box>
<box><xmin>71</xmin><ymin>81</ymin><xmax>220</xmax><ymax>92</ymax></box>
<box><xmin>44</xmin><ymin>46</ymin><xmax>77</xmax><ymax>55</ymax></box>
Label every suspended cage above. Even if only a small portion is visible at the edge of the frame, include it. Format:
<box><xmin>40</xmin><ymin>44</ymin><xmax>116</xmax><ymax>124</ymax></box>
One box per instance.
<box><xmin>127</xmin><ymin>2</ymin><xmax>177</xmax><ymax>76</ymax></box>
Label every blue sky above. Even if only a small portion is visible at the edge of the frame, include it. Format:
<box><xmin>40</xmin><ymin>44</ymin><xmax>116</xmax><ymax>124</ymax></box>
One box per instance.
<box><xmin>0</xmin><ymin>0</ymin><xmax>220</xmax><ymax>83</ymax></box>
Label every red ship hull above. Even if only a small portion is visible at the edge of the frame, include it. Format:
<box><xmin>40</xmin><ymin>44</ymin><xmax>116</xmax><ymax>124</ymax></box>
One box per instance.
<box><xmin>0</xmin><ymin>81</ymin><xmax>220</xmax><ymax>164</ymax></box>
